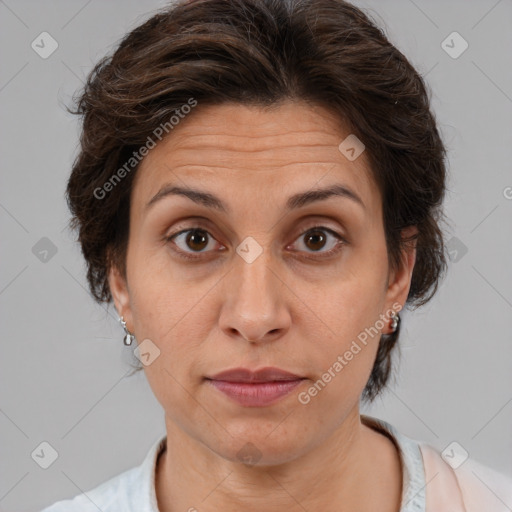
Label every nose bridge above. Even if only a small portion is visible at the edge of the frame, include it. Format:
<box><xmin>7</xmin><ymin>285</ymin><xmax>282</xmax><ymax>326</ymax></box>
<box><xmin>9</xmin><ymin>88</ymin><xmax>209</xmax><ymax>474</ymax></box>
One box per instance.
<box><xmin>219</xmin><ymin>235</ymin><xmax>289</xmax><ymax>341</ymax></box>
<box><xmin>234</xmin><ymin>237</ymin><xmax>279</xmax><ymax>311</ymax></box>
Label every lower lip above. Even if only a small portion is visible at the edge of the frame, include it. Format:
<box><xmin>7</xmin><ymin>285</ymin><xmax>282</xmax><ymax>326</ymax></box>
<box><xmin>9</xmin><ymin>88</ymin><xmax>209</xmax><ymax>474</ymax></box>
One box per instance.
<box><xmin>207</xmin><ymin>379</ymin><xmax>305</xmax><ymax>407</ymax></box>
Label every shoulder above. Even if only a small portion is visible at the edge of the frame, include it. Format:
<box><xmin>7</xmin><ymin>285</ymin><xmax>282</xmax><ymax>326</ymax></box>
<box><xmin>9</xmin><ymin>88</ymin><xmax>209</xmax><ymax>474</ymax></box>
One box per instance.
<box><xmin>39</xmin><ymin>433</ymin><xmax>166</xmax><ymax>512</ymax></box>
<box><xmin>39</xmin><ymin>465</ymin><xmax>140</xmax><ymax>512</ymax></box>
<box><xmin>452</xmin><ymin>453</ymin><xmax>512</xmax><ymax>512</ymax></box>
<box><xmin>419</xmin><ymin>442</ymin><xmax>512</xmax><ymax>512</ymax></box>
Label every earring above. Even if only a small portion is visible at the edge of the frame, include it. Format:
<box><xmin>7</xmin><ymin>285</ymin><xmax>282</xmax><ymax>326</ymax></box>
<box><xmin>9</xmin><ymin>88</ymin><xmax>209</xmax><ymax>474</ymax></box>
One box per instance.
<box><xmin>389</xmin><ymin>312</ymin><xmax>400</xmax><ymax>333</ymax></box>
<box><xmin>119</xmin><ymin>316</ymin><xmax>135</xmax><ymax>346</ymax></box>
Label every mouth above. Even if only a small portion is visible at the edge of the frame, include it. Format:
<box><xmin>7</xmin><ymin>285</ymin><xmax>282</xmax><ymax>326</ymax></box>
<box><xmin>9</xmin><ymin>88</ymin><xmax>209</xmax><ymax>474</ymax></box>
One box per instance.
<box><xmin>206</xmin><ymin>366</ymin><xmax>304</xmax><ymax>382</ymax></box>
<box><xmin>205</xmin><ymin>367</ymin><xmax>306</xmax><ymax>407</ymax></box>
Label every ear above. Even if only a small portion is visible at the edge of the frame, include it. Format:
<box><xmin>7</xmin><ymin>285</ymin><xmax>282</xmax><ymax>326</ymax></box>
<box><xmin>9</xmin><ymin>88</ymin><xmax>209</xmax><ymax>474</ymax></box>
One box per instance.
<box><xmin>108</xmin><ymin>264</ymin><xmax>133</xmax><ymax>331</ymax></box>
<box><xmin>383</xmin><ymin>225</ymin><xmax>418</xmax><ymax>328</ymax></box>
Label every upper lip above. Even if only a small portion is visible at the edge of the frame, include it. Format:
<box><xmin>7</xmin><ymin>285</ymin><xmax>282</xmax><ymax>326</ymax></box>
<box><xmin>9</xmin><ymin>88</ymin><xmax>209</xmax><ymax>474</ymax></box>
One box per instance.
<box><xmin>207</xmin><ymin>367</ymin><xmax>304</xmax><ymax>383</ymax></box>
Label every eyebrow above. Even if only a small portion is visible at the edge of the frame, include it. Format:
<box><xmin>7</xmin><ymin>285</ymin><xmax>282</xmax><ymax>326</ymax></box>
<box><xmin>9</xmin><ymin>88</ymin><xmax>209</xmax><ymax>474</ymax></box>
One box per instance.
<box><xmin>145</xmin><ymin>183</ymin><xmax>365</xmax><ymax>214</ymax></box>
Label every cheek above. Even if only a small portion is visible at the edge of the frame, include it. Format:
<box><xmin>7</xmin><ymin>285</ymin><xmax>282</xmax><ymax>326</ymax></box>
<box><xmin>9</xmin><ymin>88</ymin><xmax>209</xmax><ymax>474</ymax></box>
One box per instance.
<box><xmin>295</xmin><ymin>308</ymin><xmax>381</xmax><ymax>418</ymax></box>
<box><xmin>133</xmin><ymin>298</ymin><xmax>207</xmax><ymax>420</ymax></box>
<box><xmin>127</xmin><ymin>242</ymin><xmax>186</xmax><ymax>322</ymax></box>
<box><xmin>125</xmin><ymin>248</ymin><xmax>205</xmax><ymax>394</ymax></box>
<box><xmin>300</xmin><ymin>268</ymin><xmax>387</xmax><ymax>394</ymax></box>
<box><xmin>126</xmin><ymin>246</ymin><xmax>216</xmax><ymax>370</ymax></box>
<box><xmin>309</xmin><ymin>253</ymin><xmax>388</xmax><ymax>339</ymax></box>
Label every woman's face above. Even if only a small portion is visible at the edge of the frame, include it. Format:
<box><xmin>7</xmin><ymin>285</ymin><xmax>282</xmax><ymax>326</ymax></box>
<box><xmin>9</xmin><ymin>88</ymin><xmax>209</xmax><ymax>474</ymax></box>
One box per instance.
<box><xmin>109</xmin><ymin>100</ymin><xmax>416</xmax><ymax>465</ymax></box>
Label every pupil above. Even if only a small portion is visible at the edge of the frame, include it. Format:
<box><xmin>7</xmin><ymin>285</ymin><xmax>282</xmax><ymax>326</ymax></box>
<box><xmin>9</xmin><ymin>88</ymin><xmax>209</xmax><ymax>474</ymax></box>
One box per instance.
<box><xmin>187</xmin><ymin>229</ymin><xmax>208</xmax><ymax>251</ymax></box>
<box><xmin>307</xmin><ymin>230</ymin><xmax>325</xmax><ymax>251</ymax></box>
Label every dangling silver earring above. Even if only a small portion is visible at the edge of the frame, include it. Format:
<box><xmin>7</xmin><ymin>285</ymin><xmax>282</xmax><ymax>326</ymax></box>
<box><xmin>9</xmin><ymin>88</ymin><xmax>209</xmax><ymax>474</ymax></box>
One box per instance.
<box><xmin>390</xmin><ymin>311</ymin><xmax>400</xmax><ymax>333</ymax></box>
<box><xmin>119</xmin><ymin>316</ymin><xmax>135</xmax><ymax>346</ymax></box>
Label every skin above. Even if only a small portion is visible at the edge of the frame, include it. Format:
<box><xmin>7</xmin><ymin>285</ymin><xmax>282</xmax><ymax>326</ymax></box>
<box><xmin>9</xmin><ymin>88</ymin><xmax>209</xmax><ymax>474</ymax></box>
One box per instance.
<box><xmin>109</xmin><ymin>100</ymin><xmax>417</xmax><ymax>512</ymax></box>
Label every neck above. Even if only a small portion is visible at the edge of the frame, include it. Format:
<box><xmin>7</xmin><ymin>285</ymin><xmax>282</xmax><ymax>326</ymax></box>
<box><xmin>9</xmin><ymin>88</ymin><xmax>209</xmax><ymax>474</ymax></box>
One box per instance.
<box><xmin>155</xmin><ymin>409</ymin><xmax>402</xmax><ymax>512</ymax></box>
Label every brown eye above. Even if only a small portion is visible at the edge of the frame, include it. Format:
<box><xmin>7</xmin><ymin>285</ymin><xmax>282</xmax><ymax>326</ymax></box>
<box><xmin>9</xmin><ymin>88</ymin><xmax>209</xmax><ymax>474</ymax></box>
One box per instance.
<box><xmin>167</xmin><ymin>228</ymin><xmax>220</xmax><ymax>260</ymax></box>
<box><xmin>184</xmin><ymin>229</ymin><xmax>209</xmax><ymax>251</ymax></box>
<box><xmin>289</xmin><ymin>226</ymin><xmax>346</xmax><ymax>259</ymax></box>
<box><xmin>304</xmin><ymin>229</ymin><xmax>328</xmax><ymax>251</ymax></box>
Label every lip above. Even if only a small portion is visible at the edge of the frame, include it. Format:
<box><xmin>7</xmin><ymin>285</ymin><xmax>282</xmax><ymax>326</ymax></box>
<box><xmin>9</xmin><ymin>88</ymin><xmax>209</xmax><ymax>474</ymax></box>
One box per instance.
<box><xmin>207</xmin><ymin>366</ymin><xmax>304</xmax><ymax>382</ymax></box>
<box><xmin>205</xmin><ymin>367</ymin><xmax>306</xmax><ymax>407</ymax></box>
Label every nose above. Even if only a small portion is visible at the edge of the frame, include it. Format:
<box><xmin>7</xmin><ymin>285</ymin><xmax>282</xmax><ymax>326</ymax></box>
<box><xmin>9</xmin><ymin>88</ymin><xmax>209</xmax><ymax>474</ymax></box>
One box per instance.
<box><xmin>217</xmin><ymin>245</ymin><xmax>291</xmax><ymax>344</ymax></box>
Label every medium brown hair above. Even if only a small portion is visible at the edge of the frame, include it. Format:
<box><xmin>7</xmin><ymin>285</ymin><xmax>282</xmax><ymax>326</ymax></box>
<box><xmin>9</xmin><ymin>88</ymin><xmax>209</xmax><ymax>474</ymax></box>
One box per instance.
<box><xmin>66</xmin><ymin>0</ymin><xmax>448</xmax><ymax>402</ymax></box>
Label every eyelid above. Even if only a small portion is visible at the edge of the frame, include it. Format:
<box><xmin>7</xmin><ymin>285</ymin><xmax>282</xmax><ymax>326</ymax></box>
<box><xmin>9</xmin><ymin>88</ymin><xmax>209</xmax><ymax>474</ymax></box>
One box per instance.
<box><xmin>166</xmin><ymin>216</ymin><xmax>347</xmax><ymax>241</ymax></box>
<box><xmin>292</xmin><ymin>218</ymin><xmax>347</xmax><ymax>240</ymax></box>
<box><xmin>165</xmin><ymin>219</ymin><xmax>346</xmax><ymax>246</ymax></box>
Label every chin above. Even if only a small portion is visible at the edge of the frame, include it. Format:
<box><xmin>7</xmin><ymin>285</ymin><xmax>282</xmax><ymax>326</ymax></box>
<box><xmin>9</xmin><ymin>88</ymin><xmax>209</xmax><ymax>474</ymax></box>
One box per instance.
<box><xmin>209</xmin><ymin>421</ymin><xmax>312</xmax><ymax>467</ymax></box>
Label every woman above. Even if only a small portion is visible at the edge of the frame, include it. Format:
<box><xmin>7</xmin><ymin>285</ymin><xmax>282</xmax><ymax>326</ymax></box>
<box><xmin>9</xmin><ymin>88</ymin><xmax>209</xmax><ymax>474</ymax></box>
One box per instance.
<box><xmin>41</xmin><ymin>0</ymin><xmax>512</xmax><ymax>511</ymax></box>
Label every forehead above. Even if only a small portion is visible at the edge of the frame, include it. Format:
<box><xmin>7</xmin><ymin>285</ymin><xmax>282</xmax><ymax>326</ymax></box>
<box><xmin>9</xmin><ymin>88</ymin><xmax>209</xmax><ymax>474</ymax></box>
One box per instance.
<box><xmin>131</xmin><ymin>100</ymin><xmax>379</xmax><ymax>216</ymax></box>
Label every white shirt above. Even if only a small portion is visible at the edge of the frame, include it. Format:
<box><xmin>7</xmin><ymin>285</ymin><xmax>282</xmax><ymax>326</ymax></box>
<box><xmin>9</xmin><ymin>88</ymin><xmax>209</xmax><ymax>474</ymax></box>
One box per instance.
<box><xmin>40</xmin><ymin>415</ymin><xmax>512</xmax><ymax>512</ymax></box>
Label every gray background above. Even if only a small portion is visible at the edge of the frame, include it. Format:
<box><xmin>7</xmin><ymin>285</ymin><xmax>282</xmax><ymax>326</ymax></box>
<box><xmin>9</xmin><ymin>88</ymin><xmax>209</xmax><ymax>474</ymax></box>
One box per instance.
<box><xmin>1</xmin><ymin>0</ymin><xmax>511</xmax><ymax>510</ymax></box>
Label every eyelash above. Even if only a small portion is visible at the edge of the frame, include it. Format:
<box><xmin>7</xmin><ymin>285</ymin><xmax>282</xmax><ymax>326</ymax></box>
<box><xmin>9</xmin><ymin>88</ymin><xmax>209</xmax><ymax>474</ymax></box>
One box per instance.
<box><xmin>165</xmin><ymin>224</ymin><xmax>347</xmax><ymax>261</ymax></box>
